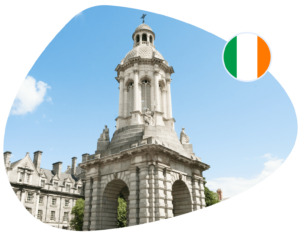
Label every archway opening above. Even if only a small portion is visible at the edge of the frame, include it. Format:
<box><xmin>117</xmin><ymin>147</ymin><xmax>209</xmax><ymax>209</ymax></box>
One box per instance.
<box><xmin>150</xmin><ymin>35</ymin><xmax>153</xmax><ymax>43</ymax></box>
<box><xmin>136</xmin><ymin>35</ymin><xmax>140</xmax><ymax>43</ymax></box>
<box><xmin>171</xmin><ymin>180</ymin><xmax>192</xmax><ymax>217</ymax></box>
<box><xmin>100</xmin><ymin>179</ymin><xmax>129</xmax><ymax>230</ymax></box>
<box><xmin>142</xmin><ymin>33</ymin><xmax>147</xmax><ymax>41</ymax></box>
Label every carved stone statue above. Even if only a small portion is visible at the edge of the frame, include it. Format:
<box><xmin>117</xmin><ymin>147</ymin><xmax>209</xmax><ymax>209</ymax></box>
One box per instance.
<box><xmin>144</xmin><ymin>108</ymin><xmax>154</xmax><ymax>125</ymax></box>
<box><xmin>180</xmin><ymin>128</ymin><xmax>190</xmax><ymax>144</ymax></box>
<box><xmin>99</xmin><ymin>125</ymin><xmax>110</xmax><ymax>141</ymax></box>
<box><xmin>217</xmin><ymin>189</ymin><xmax>223</xmax><ymax>201</ymax></box>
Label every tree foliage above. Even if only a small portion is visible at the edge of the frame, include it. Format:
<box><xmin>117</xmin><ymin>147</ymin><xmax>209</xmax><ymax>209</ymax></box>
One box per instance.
<box><xmin>117</xmin><ymin>193</ymin><xmax>127</xmax><ymax>228</ymax></box>
<box><xmin>203</xmin><ymin>179</ymin><xmax>220</xmax><ymax>207</ymax></box>
<box><xmin>70</xmin><ymin>198</ymin><xmax>85</xmax><ymax>231</ymax></box>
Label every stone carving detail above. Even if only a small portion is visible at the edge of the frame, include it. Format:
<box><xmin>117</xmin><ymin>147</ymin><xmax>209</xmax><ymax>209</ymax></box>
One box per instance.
<box><xmin>144</xmin><ymin>108</ymin><xmax>154</xmax><ymax>125</ymax></box>
<box><xmin>180</xmin><ymin>128</ymin><xmax>190</xmax><ymax>144</ymax></box>
<box><xmin>99</xmin><ymin>125</ymin><xmax>110</xmax><ymax>141</ymax></box>
<box><xmin>217</xmin><ymin>189</ymin><xmax>223</xmax><ymax>201</ymax></box>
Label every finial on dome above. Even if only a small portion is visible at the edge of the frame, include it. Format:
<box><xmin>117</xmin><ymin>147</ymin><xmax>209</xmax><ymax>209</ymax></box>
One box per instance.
<box><xmin>141</xmin><ymin>14</ymin><xmax>147</xmax><ymax>23</ymax></box>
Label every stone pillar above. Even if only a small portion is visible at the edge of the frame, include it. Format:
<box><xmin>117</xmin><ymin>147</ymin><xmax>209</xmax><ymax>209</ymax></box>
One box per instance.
<box><xmin>128</xmin><ymin>166</ymin><xmax>140</xmax><ymax>226</ymax></box>
<box><xmin>90</xmin><ymin>177</ymin><xmax>101</xmax><ymax>230</ymax></box>
<box><xmin>123</xmin><ymin>84</ymin><xmax>128</xmax><ymax>117</ymax></box>
<box><xmin>139</xmin><ymin>165</ymin><xmax>150</xmax><ymax>224</ymax></box>
<box><xmin>155</xmin><ymin>164</ymin><xmax>167</xmax><ymax>220</ymax></box>
<box><xmin>192</xmin><ymin>176</ymin><xmax>202</xmax><ymax>211</ymax></box>
<box><xmin>133</xmin><ymin>68</ymin><xmax>139</xmax><ymax>112</ymax></box>
<box><xmin>164</xmin><ymin>168</ymin><xmax>173</xmax><ymax>218</ymax></box>
<box><xmin>154</xmin><ymin>70</ymin><xmax>161</xmax><ymax>112</ymax></box>
<box><xmin>35</xmin><ymin>191</ymin><xmax>40</xmax><ymax>218</ymax></box>
<box><xmin>83</xmin><ymin>178</ymin><xmax>93</xmax><ymax>231</ymax></box>
<box><xmin>166</xmin><ymin>75</ymin><xmax>172</xmax><ymax>118</ymax></box>
<box><xmin>162</xmin><ymin>90</ymin><xmax>167</xmax><ymax>117</ymax></box>
<box><xmin>118</xmin><ymin>77</ymin><xmax>124</xmax><ymax>117</ymax></box>
<box><xmin>199</xmin><ymin>177</ymin><xmax>206</xmax><ymax>209</ymax></box>
<box><xmin>150</xmin><ymin>76</ymin><xmax>155</xmax><ymax>111</ymax></box>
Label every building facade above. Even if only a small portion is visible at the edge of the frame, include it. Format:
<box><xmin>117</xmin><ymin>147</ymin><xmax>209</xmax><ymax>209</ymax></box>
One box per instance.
<box><xmin>79</xmin><ymin>23</ymin><xmax>210</xmax><ymax>231</ymax></box>
<box><xmin>3</xmin><ymin>151</ymin><xmax>85</xmax><ymax>229</ymax></box>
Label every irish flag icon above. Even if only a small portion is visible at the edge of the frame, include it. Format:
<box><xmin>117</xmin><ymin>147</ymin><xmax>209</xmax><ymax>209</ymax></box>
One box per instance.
<box><xmin>223</xmin><ymin>33</ymin><xmax>271</xmax><ymax>81</ymax></box>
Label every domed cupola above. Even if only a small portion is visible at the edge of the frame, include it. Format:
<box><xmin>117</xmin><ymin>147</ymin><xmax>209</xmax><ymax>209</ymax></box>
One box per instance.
<box><xmin>120</xmin><ymin>23</ymin><xmax>168</xmax><ymax>66</ymax></box>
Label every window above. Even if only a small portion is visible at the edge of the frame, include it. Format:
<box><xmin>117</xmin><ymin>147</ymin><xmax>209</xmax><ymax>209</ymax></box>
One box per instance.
<box><xmin>54</xmin><ymin>182</ymin><xmax>58</xmax><ymax>190</ymax></box>
<box><xmin>65</xmin><ymin>199</ymin><xmax>69</xmax><ymax>207</ymax></box>
<box><xmin>136</xmin><ymin>34</ymin><xmax>140</xmax><ymax>43</ymax></box>
<box><xmin>26</xmin><ymin>174</ymin><xmax>30</xmax><ymax>183</ymax></box>
<box><xmin>19</xmin><ymin>172</ymin><xmax>24</xmax><ymax>182</ymax></box>
<box><xmin>141</xmin><ymin>80</ymin><xmax>151</xmax><ymax>112</ymax></box>
<box><xmin>150</xmin><ymin>35</ymin><xmax>153</xmax><ymax>43</ymax></box>
<box><xmin>39</xmin><ymin>196</ymin><xmax>43</xmax><ymax>204</ymax></box>
<box><xmin>50</xmin><ymin>211</ymin><xmax>55</xmax><ymax>221</ymax></box>
<box><xmin>37</xmin><ymin>210</ymin><xmax>42</xmax><ymax>220</ymax></box>
<box><xmin>142</xmin><ymin>33</ymin><xmax>147</xmax><ymax>41</ymax></box>
<box><xmin>66</xmin><ymin>185</ymin><xmax>70</xmax><ymax>192</ymax></box>
<box><xmin>52</xmin><ymin>198</ymin><xmax>56</xmax><ymax>205</ymax></box>
<box><xmin>27</xmin><ymin>193</ymin><xmax>33</xmax><ymax>201</ymax></box>
<box><xmin>41</xmin><ymin>180</ymin><xmax>45</xmax><ymax>187</ymax></box>
<box><xmin>127</xmin><ymin>82</ymin><xmax>134</xmax><ymax>115</ymax></box>
<box><xmin>78</xmin><ymin>186</ymin><xmax>82</xmax><ymax>194</ymax></box>
<box><xmin>63</xmin><ymin>212</ymin><xmax>69</xmax><ymax>222</ymax></box>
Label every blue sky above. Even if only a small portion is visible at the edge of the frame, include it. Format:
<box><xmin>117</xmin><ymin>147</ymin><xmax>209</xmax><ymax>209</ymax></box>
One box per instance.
<box><xmin>4</xmin><ymin>6</ymin><xmax>297</xmax><ymax>197</ymax></box>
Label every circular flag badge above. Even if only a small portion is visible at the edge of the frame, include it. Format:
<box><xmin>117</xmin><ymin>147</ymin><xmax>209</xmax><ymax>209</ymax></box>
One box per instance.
<box><xmin>223</xmin><ymin>33</ymin><xmax>271</xmax><ymax>81</ymax></box>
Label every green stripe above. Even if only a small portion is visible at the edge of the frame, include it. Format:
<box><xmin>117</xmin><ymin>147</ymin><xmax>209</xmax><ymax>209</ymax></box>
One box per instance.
<box><xmin>224</xmin><ymin>36</ymin><xmax>237</xmax><ymax>78</ymax></box>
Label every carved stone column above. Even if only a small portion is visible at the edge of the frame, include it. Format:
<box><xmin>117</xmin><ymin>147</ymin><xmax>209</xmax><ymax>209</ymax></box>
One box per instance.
<box><xmin>148</xmin><ymin>165</ymin><xmax>155</xmax><ymax>222</ymax></box>
<box><xmin>153</xmin><ymin>67</ymin><xmax>160</xmax><ymax>112</ymax></box>
<box><xmin>139</xmin><ymin>164</ymin><xmax>150</xmax><ymax>224</ymax></box>
<box><xmin>166</xmin><ymin>73</ymin><xmax>172</xmax><ymax>118</ymax></box>
<box><xmin>123</xmin><ymin>83</ymin><xmax>128</xmax><ymax>117</ymax></box>
<box><xmin>133</xmin><ymin>66</ymin><xmax>139</xmax><ymax>112</ymax></box>
<box><xmin>118</xmin><ymin>76</ymin><xmax>124</xmax><ymax>117</ymax></box>
<box><xmin>128</xmin><ymin>166</ymin><xmax>140</xmax><ymax>226</ymax></box>
<box><xmin>155</xmin><ymin>164</ymin><xmax>167</xmax><ymax>220</ymax></box>
<box><xmin>162</xmin><ymin>90</ymin><xmax>167</xmax><ymax>117</ymax></box>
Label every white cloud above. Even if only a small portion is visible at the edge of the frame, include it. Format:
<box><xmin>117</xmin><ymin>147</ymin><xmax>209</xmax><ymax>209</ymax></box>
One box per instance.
<box><xmin>11</xmin><ymin>76</ymin><xmax>51</xmax><ymax>115</ymax></box>
<box><xmin>206</xmin><ymin>153</ymin><xmax>284</xmax><ymax>198</ymax></box>
<box><xmin>75</xmin><ymin>11</ymin><xmax>82</xmax><ymax>17</ymax></box>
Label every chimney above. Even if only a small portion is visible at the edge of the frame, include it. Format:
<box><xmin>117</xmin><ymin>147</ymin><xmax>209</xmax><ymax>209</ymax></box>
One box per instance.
<box><xmin>82</xmin><ymin>153</ymin><xmax>89</xmax><ymax>163</ymax></box>
<box><xmin>52</xmin><ymin>162</ymin><xmax>62</xmax><ymax>178</ymax></box>
<box><xmin>217</xmin><ymin>189</ymin><xmax>223</xmax><ymax>201</ymax></box>
<box><xmin>71</xmin><ymin>157</ymin><xmax>77</xmax><ymax>175</ymax></box>
<box><xmin>3</xmin><ymin>151</ymin><xmax>12</xmax><ymax>168</ymax></box>
<box><xmin>33</xmin><ymin>151</ymin><xmax>42</xmax><ymax>171</ymax></box>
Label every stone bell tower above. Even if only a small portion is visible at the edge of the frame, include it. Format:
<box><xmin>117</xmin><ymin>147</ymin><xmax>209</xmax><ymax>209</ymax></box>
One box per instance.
<box><xmin>80</xmin><ymin>23</ymin><xmax>210</xmax><ymax>231</ymax></box>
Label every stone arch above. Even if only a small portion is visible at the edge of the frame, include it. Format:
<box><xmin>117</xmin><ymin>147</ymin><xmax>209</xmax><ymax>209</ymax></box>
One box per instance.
<box><xmin>100</xmin><ymin>178</ymin><xmax>130</xmax><ymax>230</ymax></box>
<box><xmin>172</xmin><ymin>179</ymin><xmax>193</xmax><ymax>217</ymax></box>
<box><xmin>125</xmin><ymin>78</ymin><xmax>134</xmax><ymax>88</ymax></box>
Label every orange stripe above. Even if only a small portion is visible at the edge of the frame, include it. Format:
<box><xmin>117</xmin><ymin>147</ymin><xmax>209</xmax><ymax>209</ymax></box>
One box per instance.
<box><xmin>257</xmin><ymin>36</ymin><xmax>271</xmax><ymax>78</ymax></box>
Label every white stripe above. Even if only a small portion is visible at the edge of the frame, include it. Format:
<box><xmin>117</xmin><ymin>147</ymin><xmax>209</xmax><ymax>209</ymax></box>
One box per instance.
<box><xmin>237</xmin><ymin>34</ymin><xmax>257</xmax><ymax>81</ymax></box>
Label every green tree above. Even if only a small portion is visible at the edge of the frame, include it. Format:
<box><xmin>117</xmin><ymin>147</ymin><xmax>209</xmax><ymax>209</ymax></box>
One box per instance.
<box><xmin>203</xmin><ymin>178</ymin><xmax>220</xmax><ymax>207</ymax></box>
<box><xmin>117</xmin><ymin>193</ymin><xmax>127</xmax><ymax>228</ymax></box>
<box><xmin>70</xmin><ymin>198</ymin><xmax>85</xmax><ymax>231</ymax></box>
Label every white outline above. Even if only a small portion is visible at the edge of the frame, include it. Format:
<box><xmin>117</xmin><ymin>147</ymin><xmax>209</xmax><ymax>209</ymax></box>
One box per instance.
<box><xmin>222</xmin><ymin>31</ymin><xmax>273</xmax><ymax>82</ymax></box>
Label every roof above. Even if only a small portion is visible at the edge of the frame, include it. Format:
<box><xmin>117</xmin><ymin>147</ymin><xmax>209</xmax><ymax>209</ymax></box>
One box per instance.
<box><xmin>123</xmin><ymin>44</ymin><xmax>164</xmax><ymax>64</ymax></box>
<box><xmin>135</xmin><ymin>23</ymin><xmax>153</xmax><ymax>32</ymax></box>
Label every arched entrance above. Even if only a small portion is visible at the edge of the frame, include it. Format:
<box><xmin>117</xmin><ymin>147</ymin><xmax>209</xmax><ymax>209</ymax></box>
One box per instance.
<box><xmin>172</xmin><ymin>180</ymin><xmax>192</xmax><ymax>217</ymax></box>
<box><xmin>100</xmin><ymin>179</ymin><xmax>129</xmax><ymax>230</ymax></box>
